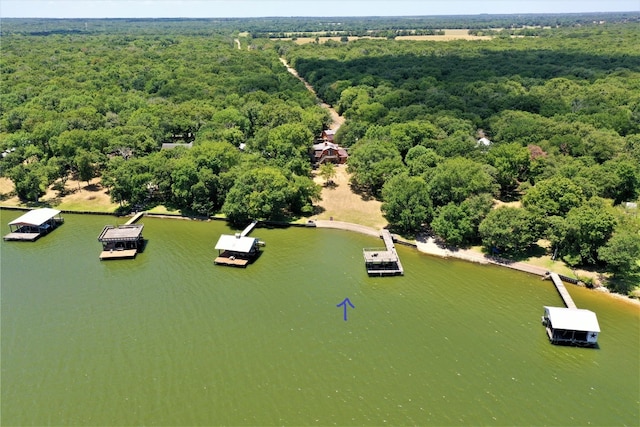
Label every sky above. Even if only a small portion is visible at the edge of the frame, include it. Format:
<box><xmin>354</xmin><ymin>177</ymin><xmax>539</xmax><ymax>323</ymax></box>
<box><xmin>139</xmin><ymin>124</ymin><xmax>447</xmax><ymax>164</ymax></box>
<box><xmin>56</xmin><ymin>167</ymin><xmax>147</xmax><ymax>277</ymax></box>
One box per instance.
<box><xmin>1</xmin><ymin>0</ymin><xmax>638</xmax><ymax>19</ymax></box>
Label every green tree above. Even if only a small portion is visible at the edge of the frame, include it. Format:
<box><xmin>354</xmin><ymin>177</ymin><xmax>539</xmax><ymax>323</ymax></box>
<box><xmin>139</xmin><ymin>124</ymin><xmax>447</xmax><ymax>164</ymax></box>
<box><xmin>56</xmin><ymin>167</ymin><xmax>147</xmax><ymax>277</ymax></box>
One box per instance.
<box><xmin>347</xmin><ymin>139</ymin><xmax>405</xmax><ymax>197</ymax></box>
<box><xmin>222</xmin><ymin>167</ymin><xmax>292</xmax><ymax>224</ymax></box>
<box><xmin>405</xmin><ymin>146</ymin><xmax>442</xmax><ymax>178</ymax></box>
<box><xmin>170</xmin><ymin>157</ymin><xmax>199</xmax><ymax>209</ymax></box>
<box><xmin>428</xmin><ymin>157</ymin><xmax>496</xmax><ymax>207</ymax></box>
<box><xmin>257</xmin><ymin>123</ymin><xmax>313</xmax><ymax>162</ymax></box>
<box><xmin>102</xmin><ymin>157</ymin><xmax>153</xmax><ymax>207</ymax></box>
<box><xmin>486</xmin><ymin>142</ymin><xmax>531</xmax><ymax>197</ymax></box>
<box><xmin>560</xmin><ymin>198</ymin><xmax>617</xmax><ymax>266</ymax></box>
<box><xmin>287</xmin><ymin>173</ymin><xmax>322</xmax><ymax>216</ymax></box>
<box><xmin>598</xmin><ymin>232</ymin><xmax>640</xmax><ymax>275</ymax></box>
<box><xmin>522</xmin><ymin>176</ymin><xmax>585</xmax><ymax>218</ymax></box>
<box><xmin>75</xmin><ymin>150</ymin><xmax>95</xmax><ymax>186</ymax></box>
<box><xmin>479</xmin><ymin>207</ymin><xmax>537</xmax><ymax>255</ymax></box>
<box><xmin>7</xmin><ymin>164</ymin><xmax>46</xmax><ymax>202</ymax></box>
<box><xmin>318</xmin><ymin>162</ymin><xmax>336</xmax><ymax>186</ymax></box>
<box><xmin>381</xmin><ymin>173</ymin><xmax>432</xmax><ymax>233</ymax></box>
<box><xmin>431</xmin><ymin>194</ymin><xmax>493</xmax><ymax>246</ymax></box>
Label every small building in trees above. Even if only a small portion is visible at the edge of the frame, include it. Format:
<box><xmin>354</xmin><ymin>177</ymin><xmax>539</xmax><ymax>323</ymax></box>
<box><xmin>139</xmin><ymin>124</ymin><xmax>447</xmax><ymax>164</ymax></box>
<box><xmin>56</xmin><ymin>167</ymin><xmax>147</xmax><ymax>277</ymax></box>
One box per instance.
<box><xmin>4</xmin><ymin>208</ymin><xmax>64</xmax><ymax>241</ymax></box>
<box><xmin>477</xmin><ymin>137</ymin><xmax>492</xmax><ymax>146</ymax></box>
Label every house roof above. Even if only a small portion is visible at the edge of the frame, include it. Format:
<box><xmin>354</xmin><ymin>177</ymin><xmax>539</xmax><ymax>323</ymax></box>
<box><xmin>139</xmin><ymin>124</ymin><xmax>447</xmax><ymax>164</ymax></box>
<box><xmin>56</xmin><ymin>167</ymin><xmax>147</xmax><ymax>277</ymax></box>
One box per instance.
<box><xmin>98</xmin><ymin>224</ymin><xmax>144</xmax><ymax>242</ymax></box>
<box><xmin>9</xmin><ymin>208</ymin><xmax>61</xmax><ymax>227</ymax></box>
<box><xmin>544</xmin><ymin>306</ymin><xmax>601</xmax><ymax>332</ymax></box>
<box><xmin>215</xmin><ymin>234</ymin><xmax>258</xmax><ymax>253</ymax></box>
<box><xmin>312</xmin><ymin>141</ymin><xmax>339</xmax><ymax>151</ymax></box>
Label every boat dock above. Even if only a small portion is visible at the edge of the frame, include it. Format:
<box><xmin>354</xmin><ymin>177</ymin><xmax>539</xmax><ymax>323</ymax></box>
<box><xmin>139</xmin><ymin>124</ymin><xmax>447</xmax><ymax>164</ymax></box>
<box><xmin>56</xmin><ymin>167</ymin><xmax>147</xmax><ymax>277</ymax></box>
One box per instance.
<box><xmin>98</xmin><ymin>224</ymin><xmax>145</xmax><ymax>260</ymax></box>
<box><xmin>4</xmin><ymin>208</ymin><xmax>64</xmax><ymax>241</ymax></box>
<box><xmin>540</xmin><ymin>273</ymin><xmax>601</xmax><ymax>347</ymax></box>
<box><xmin>363</xmin><ymin>229</ymin><xmax>404</xmax><ymax>276</ymax></box>
<box><xmin>214</xmin><ymin>221</ymin><xmax>263</xmax><ymax>267</ymax></box>
<box><xmin>549</xmin><ymin>272</ymin><xmax>577</xmax><ymax>309</ymax></box>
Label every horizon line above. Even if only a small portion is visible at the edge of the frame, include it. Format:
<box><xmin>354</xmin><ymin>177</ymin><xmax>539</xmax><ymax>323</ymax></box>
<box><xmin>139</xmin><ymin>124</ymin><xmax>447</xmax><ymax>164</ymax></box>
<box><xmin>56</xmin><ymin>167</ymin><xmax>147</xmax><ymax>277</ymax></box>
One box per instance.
<box><xmin>3</xmin><ymin>11</ymin><xmax>639</xmax><ymax>19</ymax></box>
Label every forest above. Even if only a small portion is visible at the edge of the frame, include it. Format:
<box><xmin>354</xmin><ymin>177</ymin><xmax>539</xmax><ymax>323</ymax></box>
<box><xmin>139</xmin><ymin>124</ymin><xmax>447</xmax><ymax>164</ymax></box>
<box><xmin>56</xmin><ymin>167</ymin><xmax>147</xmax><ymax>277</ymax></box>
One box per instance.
<box><xmin>1</xmin><ymin>16</ymin><xmax>639</xmax><ymax>292</ymax></box>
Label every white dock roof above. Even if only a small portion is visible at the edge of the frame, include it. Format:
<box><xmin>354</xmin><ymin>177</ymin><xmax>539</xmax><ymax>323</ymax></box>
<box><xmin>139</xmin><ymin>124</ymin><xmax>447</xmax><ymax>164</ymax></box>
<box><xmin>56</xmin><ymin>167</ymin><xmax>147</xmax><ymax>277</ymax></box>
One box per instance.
<box><xmin>545</xmin><ymin>306</ymin><xmax>601</xmax><ymax>332</ymax></box>
<box><xmin>9</xmin><ymin>208</ymin><xmax>61</xmax><ymax>227</ymax></box>
<box><xmin>215</xmin><ymin>234</ymin><xmax>257</xmax><ymax>253</ymax></box>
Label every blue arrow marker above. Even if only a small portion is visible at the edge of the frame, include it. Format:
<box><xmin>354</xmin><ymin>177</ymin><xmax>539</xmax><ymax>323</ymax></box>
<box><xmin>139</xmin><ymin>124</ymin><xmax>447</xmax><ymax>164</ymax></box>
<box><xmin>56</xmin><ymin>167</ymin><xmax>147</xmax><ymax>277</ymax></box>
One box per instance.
<box><xmin>337</xmin><ymin>298</ymin><xmax>355</xmax><ymax>321</ymax></box>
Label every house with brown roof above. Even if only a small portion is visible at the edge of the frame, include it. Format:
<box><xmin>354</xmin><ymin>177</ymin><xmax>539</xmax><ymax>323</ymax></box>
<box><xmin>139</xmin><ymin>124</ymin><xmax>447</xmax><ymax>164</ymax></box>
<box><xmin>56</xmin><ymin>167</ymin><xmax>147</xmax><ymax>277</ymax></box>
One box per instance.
<box><xmin>321</xmin><ymin>129</ymin><xmax>336</xmax><ymax>143</ymax></box>
<box><xmin>311</xmin><ymin>141</ymin><xmax>348</xmax><ymax>166</ymax></box>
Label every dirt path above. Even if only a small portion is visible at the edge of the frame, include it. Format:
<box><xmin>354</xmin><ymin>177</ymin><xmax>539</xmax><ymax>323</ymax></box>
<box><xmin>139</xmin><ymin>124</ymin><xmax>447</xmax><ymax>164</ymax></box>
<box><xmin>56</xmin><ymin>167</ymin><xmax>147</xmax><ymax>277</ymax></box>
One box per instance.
<box><xmin>279</xmin><ymin>57</ymin><xmax>344</xmax><ymax>130</ymax></box>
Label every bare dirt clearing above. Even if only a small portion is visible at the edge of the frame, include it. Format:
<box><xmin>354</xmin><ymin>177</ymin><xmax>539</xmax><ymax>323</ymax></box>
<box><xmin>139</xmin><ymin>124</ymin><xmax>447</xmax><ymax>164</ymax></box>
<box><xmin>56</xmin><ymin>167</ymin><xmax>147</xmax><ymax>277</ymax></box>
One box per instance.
<box><xmin>312</xmin><ymin>165</ymin><xmax>387</xmax><ymax>230</ymax></box>
<box><xmin>0</xmin><ymin>176</ymin><xmax>118</xmax><ymax>212</ymax></box>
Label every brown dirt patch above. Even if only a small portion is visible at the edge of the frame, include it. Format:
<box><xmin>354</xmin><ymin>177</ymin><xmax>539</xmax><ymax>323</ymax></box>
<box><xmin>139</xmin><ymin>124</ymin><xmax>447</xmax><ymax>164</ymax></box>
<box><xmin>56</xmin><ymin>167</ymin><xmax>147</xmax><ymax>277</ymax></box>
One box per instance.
<box><xmin>0</xmin><ymin>176</ymin><xmax>118</xmax><ymax>212</ymax></box>
<box><xmin>312</xmin><ymin>164</ymin><xmax>387</xmax><ymax>229</ymax></box>
<box><xmin>0</xmin><ymin>177</ymin><xmax>15</xmax><ymax>196</ymax></box>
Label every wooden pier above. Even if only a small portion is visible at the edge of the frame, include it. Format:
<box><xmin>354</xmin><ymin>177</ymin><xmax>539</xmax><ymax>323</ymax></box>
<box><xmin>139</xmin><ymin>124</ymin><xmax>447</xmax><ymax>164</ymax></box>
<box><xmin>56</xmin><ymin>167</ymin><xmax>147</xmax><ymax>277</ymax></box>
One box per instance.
<box><xmin>126</xmin><ymin>211</ymin><xmax>145</xmax><ymax>225</ymax></box>
<box><xmin>240</xmin><ymin>220</ymin><xmax>258</xmax><ymax>237</ymax></box>
<box><xmin>549</xmin><ymin>272</ymin><xmax>577</xmax><ymax>309</ymax></box>
<box><xmin>363</xmin><ymin>230</ymin><xmax>404</xmax><ymax>276</ymax></box>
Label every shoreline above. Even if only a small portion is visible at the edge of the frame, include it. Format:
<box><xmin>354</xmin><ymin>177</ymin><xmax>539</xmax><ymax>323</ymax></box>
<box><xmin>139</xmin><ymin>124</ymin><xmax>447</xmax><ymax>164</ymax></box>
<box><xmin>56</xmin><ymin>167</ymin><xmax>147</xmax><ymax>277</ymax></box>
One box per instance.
<box><xmin>2</xmin><ymin>205</ymin><xmax>638</xmax><ymax>306</ymax></box>
<box><xmin>313</xmin><ymin>219</ymin><xmax>639</xmax><ymax>307</ymax></box>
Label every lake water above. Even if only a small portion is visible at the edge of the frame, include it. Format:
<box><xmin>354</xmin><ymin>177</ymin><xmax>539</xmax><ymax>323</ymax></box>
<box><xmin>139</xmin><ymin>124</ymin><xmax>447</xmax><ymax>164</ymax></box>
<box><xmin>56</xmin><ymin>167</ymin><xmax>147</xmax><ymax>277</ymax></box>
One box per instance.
<box><xmin>1</xmin><ymin>212</ymin><xmax>638</xmax><ymax>426</ymax></box>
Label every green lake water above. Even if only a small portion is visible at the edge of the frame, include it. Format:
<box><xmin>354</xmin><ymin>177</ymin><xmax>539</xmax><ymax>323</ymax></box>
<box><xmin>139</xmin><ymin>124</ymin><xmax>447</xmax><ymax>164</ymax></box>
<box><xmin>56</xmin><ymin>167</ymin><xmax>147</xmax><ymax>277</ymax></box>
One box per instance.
<box><xmin>1</xmin><ymin>212</ymin><xmax>638</xmax><ymax>426</ymax></box>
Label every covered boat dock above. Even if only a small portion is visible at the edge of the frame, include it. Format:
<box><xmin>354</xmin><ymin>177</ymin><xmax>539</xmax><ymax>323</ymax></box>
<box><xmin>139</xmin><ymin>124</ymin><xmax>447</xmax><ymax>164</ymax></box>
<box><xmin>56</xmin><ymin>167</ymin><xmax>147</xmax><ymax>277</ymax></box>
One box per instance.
<box><xmin>98</xmin><ymin>224</ymin><xmax>144</xmax><ymax>260</ymax></box>
<box><xmin>541</xmin><ymin>306</ymin><xmax>600</xmax><ymax>347</ymax></box>
<box><xmin>540</xmin><ymin>272</ymin><xmax>600</xmax><ymax>347</ymax></box>
<box><xmin>4</xmin><ymin>208</ymin><xmax>64</xmax><ymax>241</ymax></box>
<box><xmin>214</xmin><ymin>221</ymin><xmax>263</xmax><ymax>267</ymax></box>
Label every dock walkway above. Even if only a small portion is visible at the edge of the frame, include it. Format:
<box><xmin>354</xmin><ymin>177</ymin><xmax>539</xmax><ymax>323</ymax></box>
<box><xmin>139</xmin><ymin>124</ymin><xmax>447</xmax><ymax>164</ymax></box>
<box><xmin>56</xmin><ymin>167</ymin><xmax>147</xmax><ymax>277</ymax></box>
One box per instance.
<box><xmin>240</xmin><ymin>220</ymin><xmax>258</xmax><ymax>237</ymax></box>
<box><xmin>549</xmin><ymin>272</ymin><xmax>577</xmax><ymax>309</ymax></box>
<box><xmin>126</xmin><ymin>211</ymin><xmax>145</xmax><ymax>225</ymax></box>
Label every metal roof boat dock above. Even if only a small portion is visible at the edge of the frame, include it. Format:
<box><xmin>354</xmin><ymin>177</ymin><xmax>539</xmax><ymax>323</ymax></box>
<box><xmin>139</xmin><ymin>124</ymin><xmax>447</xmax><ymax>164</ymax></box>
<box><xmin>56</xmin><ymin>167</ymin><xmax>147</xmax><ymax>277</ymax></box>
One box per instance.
<box><xmin>541</xmin><ymin>273</ymin><xmax>600</xmax><ymax>347</ymax></box>
<box><xmin>4</xmin><ymin>208</ymin><xmax>64</xmax><ymax>241</ymax></box>
<box><xmin>98</xmin><ymin>224</ymin><xmax>144</xmax><ymax>260</ymax></box>
<box><xmin>541</xmin><ymin>306</ymin><xmax>600</xmax><ymax>347</ymax></box>
<box><xmin>214</xmin><ymin>221</ymin><xmax>264</xmax><ymax>267</ymax></box>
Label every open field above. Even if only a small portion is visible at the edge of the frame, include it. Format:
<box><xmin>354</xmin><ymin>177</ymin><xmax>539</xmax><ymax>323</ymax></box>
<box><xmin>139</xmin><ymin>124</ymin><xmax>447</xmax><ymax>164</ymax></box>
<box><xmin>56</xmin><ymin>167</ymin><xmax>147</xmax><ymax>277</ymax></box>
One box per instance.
<box><xmin>312</xmin><ymin>164</ymin><xmax>387</xmax><ymax>230</ymax></box>
<box><xmin>284</xmin><ymin>29</ymin><xmax>491</xmax><ymax>44</ymax></box>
